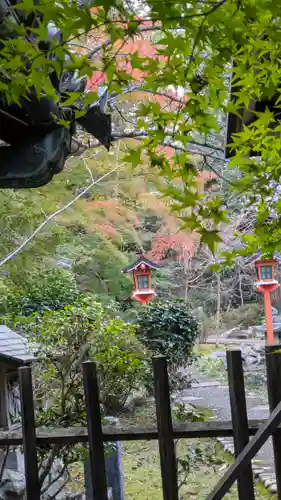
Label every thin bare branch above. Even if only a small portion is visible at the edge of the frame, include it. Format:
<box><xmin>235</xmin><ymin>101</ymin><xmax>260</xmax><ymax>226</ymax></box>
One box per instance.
<box><xmin>110</xmin><ymin>131</ymin><xmax>224</xmax><ymax>152</ymax></box>
<box><xmin>74</xmin><ymin>135</ymin><xmax>224</xmax><ymax>160</ymax></box>
<box><xmin>0</xmin><ymin>158</ymin><xmax>124</xmax><ymax>268</ymax></box>
<box><xmin>83</xmin><ymin>158</ymin><xmax>94</xmax><ymax>182</ymax></box>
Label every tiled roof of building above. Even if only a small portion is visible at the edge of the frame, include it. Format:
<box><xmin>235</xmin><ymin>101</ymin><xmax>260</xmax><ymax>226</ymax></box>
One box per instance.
<box><xmin>0</xmin><ymin>325</ymin><xmax>34</xmax><ymax>365</ymax></box>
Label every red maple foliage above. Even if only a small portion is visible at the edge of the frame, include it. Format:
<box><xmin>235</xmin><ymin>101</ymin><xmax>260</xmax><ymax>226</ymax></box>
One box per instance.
<box><xmin>87</xmin><ymin>198</ymin><xmax>141</xmax><ymax>241</ymax></box>
<box><xmin>85</xmin><ymin>170</ymin><xmax>214</xmax><ymax>264</ymax></box>
<box><xmin>86</xmin><ymin>19</ymin><xmax>184</xmax><ymax>107</ymax></box>
<box><xmin>141</xmin><ymin>172</ymin><xmax>216</xmax><ymax>263</ymax></box>
<box><xmin>85</xmin><ymin>20</ymin><xmax>189</xmax><ymax>164</ymax></box>
<box><xmin>83</xmin><ymin>21</ymin><xmax>216</xmax><ymax>263</ymax></box>
<box><xmin>146</xmin><ymin>232</ymin><xmax>199</xmax><ymax>262</ymax></box>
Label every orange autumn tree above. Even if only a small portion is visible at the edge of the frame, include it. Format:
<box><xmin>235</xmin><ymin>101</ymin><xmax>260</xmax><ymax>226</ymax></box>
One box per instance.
<box><xmin>82</xmin><ymin>149</ymin><xmax>215</xmax><ymax>267</ymax></box>
<box><xmin>70</xmin><ymin>22</ymin><xmax>219</xmax><ymax>299</ymax></box>
<box><xmin>78</xmin><ymin>16</ymin><xmax>190</xmax><ymax>150</ymax></box>
<box><xmin>82</xmin><ymin>23</ymin><xmax>216</xmax><ymax>255</ymax></box>
<box><xmin>77</xmin><ymin>160</ymin><xmax>216</xmax><ymax>301</ymax></box>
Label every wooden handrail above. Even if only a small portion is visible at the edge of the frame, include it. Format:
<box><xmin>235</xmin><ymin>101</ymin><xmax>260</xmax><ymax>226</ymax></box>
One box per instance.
<box><xmin>0</xmin><ymin>419</ymin><xmax>276</xmax><ymax>446</ymax></box>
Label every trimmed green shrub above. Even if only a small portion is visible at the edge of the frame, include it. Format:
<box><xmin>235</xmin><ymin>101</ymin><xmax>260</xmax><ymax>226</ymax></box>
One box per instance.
<box><xmin>136</xmin><ymin>299</ymin><xmax>198</xmax><ymax>366</ymax></box>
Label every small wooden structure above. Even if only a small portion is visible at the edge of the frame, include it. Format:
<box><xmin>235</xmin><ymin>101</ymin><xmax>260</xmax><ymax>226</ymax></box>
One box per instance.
<box><xmin>122</xmin><ymin>256</ymin><xmax>162</xmax><ymax>305</ymax></box>
<box><xmin>0</xmin><ymin>325</ymin><xmax>34</xmax><ymax>474</ymax></box>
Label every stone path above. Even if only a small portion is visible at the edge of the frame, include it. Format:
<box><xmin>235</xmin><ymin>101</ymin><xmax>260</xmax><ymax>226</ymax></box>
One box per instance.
<box><xmin>176</xmin><ymin>368</ymin><xmax>277</xmax><ymax>494</ymax></box>
<box><xmin>206</xmin><ymin>336</ymin><xmax>265</xmax><ymax>346</ymax></box>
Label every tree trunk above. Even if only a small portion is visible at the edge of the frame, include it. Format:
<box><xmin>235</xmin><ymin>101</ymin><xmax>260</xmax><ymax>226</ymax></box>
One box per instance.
<box><xmin>238</xmin><ymin>269</ymin><xmax>244</xmax><ymax>306</ymax></box>
<box><xmin>215</xmin><ymin>272</ymin><xmax>221</xmax><ymax>345</ymax></box>
<box><xmin>184</xmin><ymin>275</ymin><xmax>188</xmax><ymax>302</ymax></box>
<box><xmin>184</xmin><ymin>257</ymin><xmax>190</xmax><ymax>302</ymax></box>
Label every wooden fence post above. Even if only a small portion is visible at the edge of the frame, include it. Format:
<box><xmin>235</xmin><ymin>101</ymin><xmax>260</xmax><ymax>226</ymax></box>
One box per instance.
<box><xmin>206</xmin><ymin>400</ymin><xmax>281</xmax><ymax>500</ymax></box>
<box><xmin>266</xmin><ymin>345</ymin><xmax>281</xmax><ymax>499</ymax></box>
<box><xmin>19</xmin><ymin>366</ymin><xmax>40</xmax><ymax>500</ymax></box>
<box><xmin>226</xmin><ymin>349</ymin><xmax>255</xmax><ymax>500</ymax></box>
<box><xmin>82</xmin><ymin>361</ymin><xmax>108</xmax><ymax>500</ymax></box>
<box><xmin>153</xmin><ymin>356</ymin><xmax>178</xmax><ymax>500</ymax></box>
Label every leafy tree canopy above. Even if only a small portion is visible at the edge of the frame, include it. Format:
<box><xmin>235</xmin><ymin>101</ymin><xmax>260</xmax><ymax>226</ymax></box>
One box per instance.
<box><xmin>1</xmin><ymin>267</ymin><xmax>79</xmax><ymax>317</ymax></box>
<box><xmin>2</xmin><ymin>0</ymin><xmax>281</xmax><ymax>259</ymax></box>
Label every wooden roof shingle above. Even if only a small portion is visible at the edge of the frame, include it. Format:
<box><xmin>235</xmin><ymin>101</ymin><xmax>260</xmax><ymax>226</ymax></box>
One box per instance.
<box><xmin>0</xmin><ymin>325</ymin><xmax>34</xmax><ymax>365</ymax></box>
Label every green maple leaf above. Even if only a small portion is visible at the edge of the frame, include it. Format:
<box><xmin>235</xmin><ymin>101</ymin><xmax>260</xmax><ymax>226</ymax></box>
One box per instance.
<box><xmin>199</xmin><ymin>230</ymin><xmax>222</xmax><ymax>254</ymax></box>
<box><xmin>122</xmin><ymin>148</ymin><xmax>142</xmax><ymax>167</ymax></box>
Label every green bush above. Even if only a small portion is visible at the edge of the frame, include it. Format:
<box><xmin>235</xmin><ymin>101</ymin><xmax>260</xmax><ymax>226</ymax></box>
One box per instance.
<box><xmin>16</xmin><ymin>298</ymin><xmax>147</xmax><ymax>416</ymax></box>
<box><xmin>204</xmin><ymin>303</ymin><xmax>264</xmax><ymax>336</ymax></box>
<box><xmin>2</xmin><ymin>268</ymin><xmax>79</xmax><ymax>317</ymax></box>
<box><xmin>14</xmin><ymin>298</ymin><xmax>147</xmax><ymax>480</ymax></box>
<box><xmin>136</xmin><ymin>299</ymin><xmax>198</xmax><ymax>367</ymax></box>
<box><xmin>220</xmin><ymin>303</ymin><xmax>264</xmax><ymax>330</ymax></box>
<box><xmin>196</xmin><ymin>356</ymin><xmax>226</xmax><ymax>381</ymax></box>
<box><xmin>92</xmin><ymin>319</ymin><xmax>147</xmax><ymax>412</ymax></box>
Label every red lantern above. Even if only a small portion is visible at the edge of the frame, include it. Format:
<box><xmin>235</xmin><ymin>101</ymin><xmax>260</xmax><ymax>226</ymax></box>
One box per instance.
<box><xmin>254</xmin><ymin>258</ymin><xmax>279</xmax><ymax>293</ymax></box>
<box><xmin>122</xmin><ymin>256</ymin><xmax>162</xmax><ymax>305</ymax></box>
<box><xmin>254</xmin><ymin>255</ymin><xmax>280</xmax><ymax>345</ymax></box>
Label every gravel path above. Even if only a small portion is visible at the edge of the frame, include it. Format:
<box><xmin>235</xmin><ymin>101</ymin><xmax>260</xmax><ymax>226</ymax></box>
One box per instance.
<box><xmin>176</xmin><ymin>367</ymin><xmax>277</xmax><ymax>493</ymax></box>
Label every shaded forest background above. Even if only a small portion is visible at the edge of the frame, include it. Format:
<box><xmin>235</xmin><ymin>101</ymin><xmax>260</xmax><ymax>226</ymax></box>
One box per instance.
<box><xmin>0</xmin><ymin>138</ymin><xmax>265</xmax><ymax>331</ymax></box>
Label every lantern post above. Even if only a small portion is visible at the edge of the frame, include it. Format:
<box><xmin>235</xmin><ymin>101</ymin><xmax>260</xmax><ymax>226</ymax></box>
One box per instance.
<box><xmin>122</xmin><ymin>256</ymin><xmax>162</xmax><ymax>305</ymax></box>
<box><xmin>254</xmin><ymin>256</ymin><xmax>280</xmax><ymax>345</ymax></box>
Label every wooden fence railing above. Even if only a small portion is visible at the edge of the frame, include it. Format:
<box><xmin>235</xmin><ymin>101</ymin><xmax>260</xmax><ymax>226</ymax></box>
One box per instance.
<box><xmin>3</xmin><ymin>346</ymin><xmax>281</xmax><ymax>499</ymax></box>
